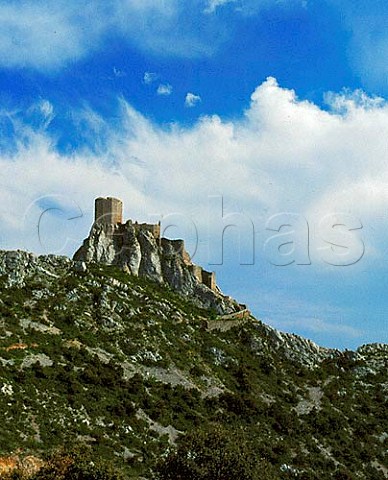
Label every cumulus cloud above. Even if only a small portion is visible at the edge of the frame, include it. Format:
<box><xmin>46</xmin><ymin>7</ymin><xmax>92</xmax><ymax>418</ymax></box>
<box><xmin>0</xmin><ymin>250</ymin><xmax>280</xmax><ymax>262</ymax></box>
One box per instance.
<box><xmin>2</xmin><ymin>77</ymin><xmax>388</xmax><ymax>262</ymax></box>
<box><xmin>185</xmin><ymin>92</ymin><xmax>202</xmax><ymax>107</ymax></box>
<box><xmin>157</xmin><ymin>84</ymin><xmax>173</xmax><ymax>96</ymax></box>
<box><xmin>2</xmin><ymin>77</ymin><xmax>388</xmax><ymax>345</ymax></box>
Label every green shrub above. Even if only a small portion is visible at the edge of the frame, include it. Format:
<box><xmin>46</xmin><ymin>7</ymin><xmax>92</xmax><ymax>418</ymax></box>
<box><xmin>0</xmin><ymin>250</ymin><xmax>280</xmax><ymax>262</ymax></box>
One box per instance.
<box><xmin>155</xmin><ymin>423</ymin><xmax>277</xmax><ymax>480</ymax></box>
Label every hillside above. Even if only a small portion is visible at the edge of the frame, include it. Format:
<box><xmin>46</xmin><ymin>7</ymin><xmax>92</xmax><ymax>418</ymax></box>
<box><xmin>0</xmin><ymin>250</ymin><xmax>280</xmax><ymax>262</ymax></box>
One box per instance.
<box><xmin>0</xmin><ymin>250</ymin><xmax>386</xmax><ymax>479</ymax></box>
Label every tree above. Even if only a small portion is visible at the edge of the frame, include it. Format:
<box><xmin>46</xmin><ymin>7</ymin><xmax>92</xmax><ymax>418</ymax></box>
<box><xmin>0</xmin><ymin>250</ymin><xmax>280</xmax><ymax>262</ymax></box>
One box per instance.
<box><xmin>155</xmin><ymin>423</ymin><xmax>277</xmax><ymax>480</ymax></box>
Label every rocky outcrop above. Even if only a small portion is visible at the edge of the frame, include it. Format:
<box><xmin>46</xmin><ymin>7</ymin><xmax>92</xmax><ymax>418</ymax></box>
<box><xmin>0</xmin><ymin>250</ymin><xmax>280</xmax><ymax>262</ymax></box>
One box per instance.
<box><xmin>254</xmin><ymin>321</ymin><xmax>341</xmax><ymax>368</ymax></box>
<box><xmin>73</xmin><ymin>222</ymin><xmax>241</xmax><ymax>314</ymax></box>
<box><xmin>0</xmin><ymin>250</ymin><xmax>68</xmax><ymax>288</ymax></box>
<box><xmin>0</xmin><ymin>248</ymin><xmax>385</xmax><ymax>373</ymax></box>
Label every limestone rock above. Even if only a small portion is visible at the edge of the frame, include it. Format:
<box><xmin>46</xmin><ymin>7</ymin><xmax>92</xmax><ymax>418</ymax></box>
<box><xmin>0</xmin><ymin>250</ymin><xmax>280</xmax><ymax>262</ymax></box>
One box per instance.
<box><xmin>0</xmin><ymin>251</ymin><xmax>68</xmax><ymax>288</ymax></box>
<box><xmin>0</xmin><ymin>251</ymin><xmax>35</xmax><ymax>287</ymax></box>
<box><xmin>254</xmin><ymin>321</ymin><xmax>341</xmax><ymax>368</ymax></box>
<box><xmin>73</xmin><ymin>221</ymin><xmax>240</xmax><ymax>314</ymax></box>
<box><xmin>137</xmin><ymin>230</ymin><xmax>163</xmax><ymax>283</ymax></box>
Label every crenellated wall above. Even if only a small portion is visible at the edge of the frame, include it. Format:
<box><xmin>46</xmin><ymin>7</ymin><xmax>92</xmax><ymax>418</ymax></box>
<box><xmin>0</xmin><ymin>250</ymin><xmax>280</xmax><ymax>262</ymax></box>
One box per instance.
<box><xmin>189</xmin><ymin>265</ymin><xmax>216</xmax><ymax>290</ymax></box>
<box><xmin>132</xmin><ymin>221</ymin><xmax>161</xmax><ymax>241</ymax></box>
<box><xmin>89</xmin><ymin>197</ymin><xmax>219</xmax><ymax>292</ymax></box>
<box><xmin>202</xmin><ymin>270</ymin><xmax>217</xmax><ymax>291</ymax></box>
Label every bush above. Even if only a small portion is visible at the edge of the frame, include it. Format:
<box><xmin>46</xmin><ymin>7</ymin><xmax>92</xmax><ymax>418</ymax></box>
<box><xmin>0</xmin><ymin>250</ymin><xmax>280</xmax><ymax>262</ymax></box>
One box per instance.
<box><xmin>155</xmin><ymin>423</ymin><xmax>277</xmax><ymax>480</ymax></box>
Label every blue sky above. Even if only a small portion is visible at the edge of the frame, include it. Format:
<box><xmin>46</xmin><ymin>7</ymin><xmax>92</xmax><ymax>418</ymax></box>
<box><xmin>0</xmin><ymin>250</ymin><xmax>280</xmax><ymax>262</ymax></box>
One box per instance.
<box><xmin>1</xmin><ymin>0</ymin><xmax>388</xmax><ymax>349</ymax></box>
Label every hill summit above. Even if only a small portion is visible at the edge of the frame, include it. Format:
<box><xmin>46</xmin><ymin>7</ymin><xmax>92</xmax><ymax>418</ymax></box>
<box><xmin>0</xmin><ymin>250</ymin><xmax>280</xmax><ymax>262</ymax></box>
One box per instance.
<box><xmin>0</xmin><ymin>200</ymin><xmax>386</xmax><ymax>479</ymax></box>
<box><xmin>74</xmin><ymin>197</ymin><xmax>243</xmax><ymax>315</ymax></box>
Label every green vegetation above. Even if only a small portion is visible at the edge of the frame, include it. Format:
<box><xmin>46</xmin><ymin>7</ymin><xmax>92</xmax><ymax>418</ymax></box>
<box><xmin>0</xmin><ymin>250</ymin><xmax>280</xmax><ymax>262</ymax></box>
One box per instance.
<box><xmin>0</xmin><ymin>259</ymin><xmax>386</xmax><ymax>479</ymax></box>
<box><xmin>155</xmin><ymin>424</ymin><xmax>278</xmax><ymax>479</ymax></box>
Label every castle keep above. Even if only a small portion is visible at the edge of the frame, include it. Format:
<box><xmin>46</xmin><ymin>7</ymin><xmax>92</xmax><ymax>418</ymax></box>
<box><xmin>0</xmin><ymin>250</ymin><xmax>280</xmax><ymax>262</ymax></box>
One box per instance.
<box><xmin>95</xmin><ymin>197</ymin><xmax>123</xmax><ymax>225</ymax></box>
<box><xmin>94</xmin><ymin>197</ymin><xmax>161</xmax><ymax>241</ymax></box>
<box><xmin>90</xmin><ymin>197</ymin><xmax>216</xmax><ymax>291</ymax></box>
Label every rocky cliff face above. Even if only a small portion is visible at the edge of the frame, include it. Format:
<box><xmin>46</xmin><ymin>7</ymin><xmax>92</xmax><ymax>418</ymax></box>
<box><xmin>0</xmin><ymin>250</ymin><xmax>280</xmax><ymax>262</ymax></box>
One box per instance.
<box><xmin>0</xmin><ymin>250</ymin><xmax>69</xmax><ymax>288</ymax></box>
<box><xmin>73</xmin><ymin>222</ymin><xmax>241</xmax><ymax>314</ymax></box>
<box><xmin>1</xmin><ymin>249</ymin><xmax>383</xmax><ymax>370</ymax></box>
<box><xmin>0</xmin><ymin>248</ymin><xmax>386</xmax><ymax>480</ymax></box>
<box><xmin>0</xmin><ymin>249</ymin><xmax>350</xmax><ymax>369</ymax></box>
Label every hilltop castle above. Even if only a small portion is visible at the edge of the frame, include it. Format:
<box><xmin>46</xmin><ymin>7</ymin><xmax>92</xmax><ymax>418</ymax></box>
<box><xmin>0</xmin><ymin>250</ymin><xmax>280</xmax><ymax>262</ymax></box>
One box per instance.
<box><xmin>78</xmin><ymin>197</ymin><xmax>217</xmax><ymax>292</ymax></box>
<box><xmin>94</xmin><ymin>197</ymin><xmax>162</xmax><ymax>241</ymax></box>
<box><xmin>74</xmin><ymin>197</ymin><xmax>243</xmax><ymax>314</ymax></box>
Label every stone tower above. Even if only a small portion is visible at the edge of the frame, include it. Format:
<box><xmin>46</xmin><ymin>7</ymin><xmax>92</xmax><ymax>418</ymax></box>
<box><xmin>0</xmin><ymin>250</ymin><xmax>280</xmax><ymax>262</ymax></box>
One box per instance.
<box><xmin>94</xmin><ymin>197</ymin><xmax>123</xmax><ymax>225</ymax></box>
<box><xmin>74</xmin><ymin>196</ymin><xmax>243</xmax><ymax>312</ymax></box>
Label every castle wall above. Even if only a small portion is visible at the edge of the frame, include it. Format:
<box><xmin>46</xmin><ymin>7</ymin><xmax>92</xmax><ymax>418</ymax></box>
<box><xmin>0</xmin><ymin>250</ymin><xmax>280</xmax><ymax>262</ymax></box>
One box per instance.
<box><xmin>202</xmin><ymin>270</ymin><xmax>216</xmax><ymax>291</ymax></box>
<box><xmin>162</xmin><ymin>238</ymin><xmax>191</xmax><ymax>265</ymax></box>
<box><xmin>204</xmin><ymin>310</ymin><xmax>251</xmax><ymax>332</ymax></box>
<box><xmin>95</xmin><ymin>197</ymin><xmax>123</xmax><ymax>225</ymax></box>
<box><xmin>189</xmin><ymin>265</ymin><xmax>216</xmax><ymax>291</ymax></box>
<box><xmin>87</xmin><ymin>197</ymin><xmax>223</xmax><ymax>296</ymax></box>
<box><xmin>133</xmin><ymin>222</ymin><xmax>161</xmax><ymax>240</ymax></box>
<box><xmin>190</xmin><ymin>265</ymin><xmax>203</xmax><ymax>283</ymax></box>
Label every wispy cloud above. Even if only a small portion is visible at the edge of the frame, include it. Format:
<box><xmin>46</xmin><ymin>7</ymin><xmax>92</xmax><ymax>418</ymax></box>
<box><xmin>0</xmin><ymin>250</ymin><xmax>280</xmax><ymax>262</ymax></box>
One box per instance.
<box><xmin>143</xmin><ymin>72</ymin><xmax>158</xmax><ymax>85</ymax></box>
<box><xmin>2</xmin><ymin>78</ymin><xmax>388</xmax><ymax>346</ymax></box>
<box><xmin>0</xmin><ymin>2</ymin><xmax>96</xmax><ymax>70</ymax></box>
<box><xmin>2</xmin><ymin>77</ymin><xmax>388</xmax><ymax>261</ymax></box>
<box><xmin>157</xmin><ymin>84</ymin><xmax>173</xmax><ymax>96</ymax></box>
<box><xmin>253</xmin><ymin>290</ymin><xmax>363</xmax><ymax>342</ymax></box>
<box><xmin>0</xmin><ymin>0</ymin><xmax>308</xmax><ymax>71</ymax></box>
<box><xmin>204</xmin><ymin>0</ymin><xmax>238</xmax><ymax>14</ymax></box>
<box><xmin>185</xmin><ymin>92</ymin><xmax>202</xmax><ymax>107</ymax></box>
<box><xmin>328</xmin><ymin>0</ymin><xmax>388</xmax><ymax>92</ymax></box>
<box><xmin>0</xmin><ymin>1</ymin><xmax>224</xmax><ymax>71</ymax></box>
<box><xmin>26</xmin><ymin>100</ymin><xmax>55</xmax><ymax>130</ymax></box>
<box><xmin>113</xmin><ymin>67</ymin><xmax>126</xmax><ymax>78</ymax></box>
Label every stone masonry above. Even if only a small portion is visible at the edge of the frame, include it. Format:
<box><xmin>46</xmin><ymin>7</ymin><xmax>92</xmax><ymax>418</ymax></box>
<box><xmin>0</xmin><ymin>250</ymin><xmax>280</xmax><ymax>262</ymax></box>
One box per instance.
<box><xmin>73</xmin><ymin>197</ymin><xmax>243</xmax><ymax>314</ymax></box>
<box><xmin>95</xmin><ymin>197</ymin><xmax>123</xmax><ymax>225</ymax></box>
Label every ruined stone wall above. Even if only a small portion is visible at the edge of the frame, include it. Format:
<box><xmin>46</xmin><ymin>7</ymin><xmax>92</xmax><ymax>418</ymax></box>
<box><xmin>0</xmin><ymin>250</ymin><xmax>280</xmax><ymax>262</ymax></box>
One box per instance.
<box><xmin>95</xmin><ymin>197</ymin><xmax>123</xmax><ymax>225</ymax></box>
<box><xmin>162</xmin><ymin>238</ymin><xmax>191</xmax><ymax>265</ymax></box>
<box><xmin>190</xmin><ymin>265</ymin><xmax>203</xmax><ymax>283</ymax></box>
<box><xmin>204</xmin><ymin>309</ymin><xmax>251</xmax><ymax>332</ymax></box>
<box><xmin>133</xmin><ymin>222</ymin><xmax>161</xmax><ymax>240</ymax></box>
<box><xmin>91</xmin><ymin>197</ymin><xmax>219</xmax><ymax>292</ymax></box>
<box><xmin>202</xmin><ymin>270</ymin><xmax>216</xmax><ymax>291</ymax></box>
<box><xmin>189</xmin><ymin>265</ymin><xmax>216</xmax><ymax>291</ymax></box>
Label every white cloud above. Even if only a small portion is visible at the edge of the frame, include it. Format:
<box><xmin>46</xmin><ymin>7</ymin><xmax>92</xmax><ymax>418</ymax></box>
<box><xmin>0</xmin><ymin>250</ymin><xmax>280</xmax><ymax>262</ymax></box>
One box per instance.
<box><xmin>254</xmin><ymin>290</ymin><xmax>364</xmax><ymax>342</ymax></box>
<box><xmin>113</xmin><ymin>67</ymin><xmax>126</xmax><ymax>78</ymax></box>
<box><xmin>205</xmin><ymin>0</ymin><xmax>306</xmax><ymax>16</ymax></box>
<box><xmin>0</xmin><ymin>0</ymin><xmax>309</xmax><ymax>71</ymax></box>
<box><xmin>0</xmin><ymin>2</ymin><xmax>102</xmax><ymax>70</ymax></box>
<box><xmin>2</xmin><ymin>78</ymin><xmax>388</xmax><ymax>346</ymax></box>
<box><xmin>0</xmin><ymin>0</ymin><xmax>224</xmax><ymax>70</ymax></box>
<box><xmin>2</xmin><ymin>77</ymin><xmax>388</xmax><ymax>266</ymax></box>
<box><xmin>185</xmin><ymin>92</ymin><xmax>202</xmax><ymax>107</ymax></box>
<box><xmin>270</xmin><ymin>316</ymin><xmax>362</xmax><ymax>338</ymax></box>
<box><xmin>143</xmin><ymin>72</ymin><xmax>158</xmax><ymax>85</ymax></box>
<box><xmin>157</xmin><ymin>84</ymin><xmax>173</xmax><ymax>96</ymax></box>
<box><xmin>205</xmin><ymin>0</ymin><xmax>238</xmax><ymax>13</ymax></box>
<box><xmin>39</xmin><ymin>100</ymin><xmax>54</xmax><ymax>119</ymax></box>
<box><xmin>25</xmin><ymin>100</ymin><xmax>55</xmax><ymax>130</ymax></box>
